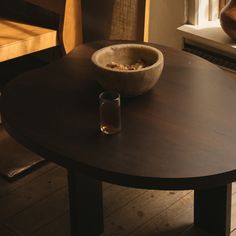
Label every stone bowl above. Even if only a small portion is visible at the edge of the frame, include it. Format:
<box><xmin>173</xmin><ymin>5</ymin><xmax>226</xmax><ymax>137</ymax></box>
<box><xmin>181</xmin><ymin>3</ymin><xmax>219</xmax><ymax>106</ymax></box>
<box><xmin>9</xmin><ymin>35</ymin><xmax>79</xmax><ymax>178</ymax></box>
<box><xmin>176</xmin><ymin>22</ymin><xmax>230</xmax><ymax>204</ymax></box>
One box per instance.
<box><xmin>91</xmin><ymin>44</ymin><xmax>164</xmax><ymax>97</ymax></box>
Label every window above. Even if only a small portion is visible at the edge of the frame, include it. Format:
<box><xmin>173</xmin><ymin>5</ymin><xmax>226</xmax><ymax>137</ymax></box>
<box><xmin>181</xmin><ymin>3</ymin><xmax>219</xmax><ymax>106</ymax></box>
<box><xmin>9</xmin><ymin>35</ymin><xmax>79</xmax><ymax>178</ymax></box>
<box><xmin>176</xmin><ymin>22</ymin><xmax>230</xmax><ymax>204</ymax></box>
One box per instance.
<box><xmin>178</xmin><ymin>0</ymin><xmax>236</xmax><ymax>66</ymax></box>
<box><xmin>188</xmin><ymin>0</ymin><xmax>231</xmax><ymax>26</ymax></box>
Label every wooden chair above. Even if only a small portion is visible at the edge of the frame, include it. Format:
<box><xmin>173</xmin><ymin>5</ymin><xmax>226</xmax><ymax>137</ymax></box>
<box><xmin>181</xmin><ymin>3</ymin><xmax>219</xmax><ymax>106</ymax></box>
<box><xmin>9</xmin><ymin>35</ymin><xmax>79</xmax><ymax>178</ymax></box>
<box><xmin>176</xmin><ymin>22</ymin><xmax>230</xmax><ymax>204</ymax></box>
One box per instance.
<box><xmin>0</xmin><ymin>0</ymin><xmax>82</xmax><ymax>62</ymax></box>
<box><xmin>0</xmin><ymin>0</ymin><xmax>82</xmax><ymax>178</ymax></box>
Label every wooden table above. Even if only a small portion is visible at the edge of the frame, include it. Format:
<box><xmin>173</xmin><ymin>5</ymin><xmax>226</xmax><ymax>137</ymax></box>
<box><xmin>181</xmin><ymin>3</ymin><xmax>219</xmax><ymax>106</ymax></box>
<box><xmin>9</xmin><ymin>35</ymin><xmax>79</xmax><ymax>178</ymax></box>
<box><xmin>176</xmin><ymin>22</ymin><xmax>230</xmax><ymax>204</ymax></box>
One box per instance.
<box><xmin>2</xmin><ymin>41</ymin><xmax>236</xmax><ymax>236</ymax></box>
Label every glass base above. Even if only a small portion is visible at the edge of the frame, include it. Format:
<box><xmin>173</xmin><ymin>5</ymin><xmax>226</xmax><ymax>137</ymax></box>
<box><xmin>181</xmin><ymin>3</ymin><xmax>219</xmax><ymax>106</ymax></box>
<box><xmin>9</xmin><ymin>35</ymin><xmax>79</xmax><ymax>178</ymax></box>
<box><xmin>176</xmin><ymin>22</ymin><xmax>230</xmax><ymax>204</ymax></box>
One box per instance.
<box><xmin>100</xmin><ymin>125</ymin><xmax>121</xmax><ymax>135</ymax></box>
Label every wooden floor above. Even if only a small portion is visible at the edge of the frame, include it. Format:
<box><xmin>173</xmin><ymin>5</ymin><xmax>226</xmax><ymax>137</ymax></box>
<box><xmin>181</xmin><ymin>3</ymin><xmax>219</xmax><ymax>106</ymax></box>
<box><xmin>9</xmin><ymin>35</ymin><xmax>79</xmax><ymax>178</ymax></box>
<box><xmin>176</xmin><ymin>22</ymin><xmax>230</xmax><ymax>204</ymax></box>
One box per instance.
<box><xmin>0</xmin><ymin>162</ymin><xmax>236</xmax><ymax>236</ymax></box>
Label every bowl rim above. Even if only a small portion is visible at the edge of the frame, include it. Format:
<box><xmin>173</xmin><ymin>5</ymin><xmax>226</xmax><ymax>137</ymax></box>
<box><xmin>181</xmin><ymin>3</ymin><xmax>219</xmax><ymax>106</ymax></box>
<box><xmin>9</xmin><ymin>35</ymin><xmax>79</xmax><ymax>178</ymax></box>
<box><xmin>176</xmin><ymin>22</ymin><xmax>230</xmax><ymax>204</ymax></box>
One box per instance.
<box><xmin>91</xmin><ymin>43</ymin><xmax>164</xmax><ymax>73</ymax></box>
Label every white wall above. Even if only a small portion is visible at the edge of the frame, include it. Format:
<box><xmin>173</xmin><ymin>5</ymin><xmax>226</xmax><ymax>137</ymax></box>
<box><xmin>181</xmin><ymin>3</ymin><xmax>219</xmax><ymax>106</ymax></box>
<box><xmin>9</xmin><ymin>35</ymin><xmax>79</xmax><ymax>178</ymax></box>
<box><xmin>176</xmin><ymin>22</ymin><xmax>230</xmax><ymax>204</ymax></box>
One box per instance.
<box><xmin>146</xmin><ymin>0</ymin><xmax>187</xmax><ymax>49</ymax></box>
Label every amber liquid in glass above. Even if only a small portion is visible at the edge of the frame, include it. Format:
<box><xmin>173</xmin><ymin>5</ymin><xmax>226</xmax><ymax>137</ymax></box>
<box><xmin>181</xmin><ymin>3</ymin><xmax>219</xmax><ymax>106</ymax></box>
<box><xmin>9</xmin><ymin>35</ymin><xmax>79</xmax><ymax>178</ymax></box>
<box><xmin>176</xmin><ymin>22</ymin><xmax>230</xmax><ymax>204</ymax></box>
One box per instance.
<box><xmin>99</xmin><ymin>91</ymin><xmax>121</xmax><ymax>134</ymax></box>
<box><xmin>100</xmin><ymin>102</ymin><xmax>121</xmax><ymax>134</ymax></box>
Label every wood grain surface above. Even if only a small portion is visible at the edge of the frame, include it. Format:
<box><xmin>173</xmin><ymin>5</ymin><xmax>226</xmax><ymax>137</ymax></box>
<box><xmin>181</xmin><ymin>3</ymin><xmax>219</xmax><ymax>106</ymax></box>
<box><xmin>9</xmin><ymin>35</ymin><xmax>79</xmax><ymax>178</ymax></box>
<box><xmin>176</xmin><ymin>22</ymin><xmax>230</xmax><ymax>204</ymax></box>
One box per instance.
<box><xmin>0</xmin><ymin>18</ymin><xmax>57</xmax><ymax>62</ymax></box>
<box><xmin>1</xmin><ymin>0</ymin><xmax>82</xmax><ymax>61</ymax></box>
<box><xmin>2</xmin><ymin>40</ymin><xmax>236</xmax><ymax>190</ymax></box>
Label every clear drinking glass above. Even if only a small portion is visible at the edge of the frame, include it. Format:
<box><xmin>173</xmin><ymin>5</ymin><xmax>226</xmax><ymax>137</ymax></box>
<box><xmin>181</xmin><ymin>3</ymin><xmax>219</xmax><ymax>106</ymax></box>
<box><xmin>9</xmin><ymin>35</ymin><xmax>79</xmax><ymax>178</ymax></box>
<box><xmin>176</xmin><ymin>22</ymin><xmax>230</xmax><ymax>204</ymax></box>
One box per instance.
<box><xmin>99</xmin><ymin>91</ymin><xmax>121</xmax><ymax>134</ymax></box>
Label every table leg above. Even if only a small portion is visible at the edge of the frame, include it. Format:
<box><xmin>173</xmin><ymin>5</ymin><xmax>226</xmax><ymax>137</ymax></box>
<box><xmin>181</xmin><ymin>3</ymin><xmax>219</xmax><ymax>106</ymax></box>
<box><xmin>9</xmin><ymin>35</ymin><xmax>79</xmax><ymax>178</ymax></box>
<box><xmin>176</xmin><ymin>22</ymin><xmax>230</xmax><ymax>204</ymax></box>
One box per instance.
<box><xmin>67</xmin><ymin>168</ymin><xmax>103</xmax><ymax>236</ymax></box>
<box><xmin>194</xmin><ymin>184</ymin><xmax>232</xmax><ymax>236</ymax></box>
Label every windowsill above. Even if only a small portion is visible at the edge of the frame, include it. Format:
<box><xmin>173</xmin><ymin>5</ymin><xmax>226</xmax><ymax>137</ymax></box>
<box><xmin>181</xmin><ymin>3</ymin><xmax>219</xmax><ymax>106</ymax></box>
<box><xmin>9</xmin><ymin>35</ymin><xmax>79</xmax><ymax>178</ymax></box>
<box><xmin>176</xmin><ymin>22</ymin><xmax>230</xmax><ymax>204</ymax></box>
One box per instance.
<box><xmin>177</xmin><ymin>20</ymin><xmax>236</xmax><ymax>58</ymax></box>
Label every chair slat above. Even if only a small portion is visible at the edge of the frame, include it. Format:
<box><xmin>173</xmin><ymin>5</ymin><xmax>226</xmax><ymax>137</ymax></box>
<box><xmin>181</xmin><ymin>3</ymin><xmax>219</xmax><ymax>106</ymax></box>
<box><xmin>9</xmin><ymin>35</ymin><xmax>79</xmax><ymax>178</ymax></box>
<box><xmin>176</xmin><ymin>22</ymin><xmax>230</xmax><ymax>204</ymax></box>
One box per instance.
<box><xmin>0</xmin><ymin>18</ymin><xmax>57</xmax><ymax>62</ymax></box>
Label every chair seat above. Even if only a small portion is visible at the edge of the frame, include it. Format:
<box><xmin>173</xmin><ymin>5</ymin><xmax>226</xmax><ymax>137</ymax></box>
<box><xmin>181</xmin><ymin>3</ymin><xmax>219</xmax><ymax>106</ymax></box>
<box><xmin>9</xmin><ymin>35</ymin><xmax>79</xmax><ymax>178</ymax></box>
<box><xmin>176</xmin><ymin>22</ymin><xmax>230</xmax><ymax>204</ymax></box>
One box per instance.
<box><xmin>0</xmin><ymin>18</ymin><xmax>58</xmax><ymax>62</ymax></box>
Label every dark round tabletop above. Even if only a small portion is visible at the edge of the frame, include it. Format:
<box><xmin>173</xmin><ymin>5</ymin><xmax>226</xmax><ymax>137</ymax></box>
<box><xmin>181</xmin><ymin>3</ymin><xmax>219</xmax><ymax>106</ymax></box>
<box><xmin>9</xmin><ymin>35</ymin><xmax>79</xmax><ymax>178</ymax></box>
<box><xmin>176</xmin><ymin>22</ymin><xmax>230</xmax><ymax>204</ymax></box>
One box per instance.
<box><xmin>2</xmin><ymin>40</ymin><xmax>236</xmax><ymax>190</ymax></box>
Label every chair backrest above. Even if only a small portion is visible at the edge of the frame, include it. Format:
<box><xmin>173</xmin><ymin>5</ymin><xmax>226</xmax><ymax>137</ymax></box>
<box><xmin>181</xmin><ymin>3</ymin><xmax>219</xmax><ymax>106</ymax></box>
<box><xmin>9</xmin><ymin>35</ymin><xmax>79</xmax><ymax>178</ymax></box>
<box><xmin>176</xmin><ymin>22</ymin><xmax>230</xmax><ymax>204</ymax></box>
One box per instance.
<box><xmin>82</xmin><ymin>0</ymin><xmax>145</xmax><ymax>42</ymax></box>
<box><xmin>24</xmin><ymin>0</ymin><xmax>83</xmax><ymax>53</ymax></box>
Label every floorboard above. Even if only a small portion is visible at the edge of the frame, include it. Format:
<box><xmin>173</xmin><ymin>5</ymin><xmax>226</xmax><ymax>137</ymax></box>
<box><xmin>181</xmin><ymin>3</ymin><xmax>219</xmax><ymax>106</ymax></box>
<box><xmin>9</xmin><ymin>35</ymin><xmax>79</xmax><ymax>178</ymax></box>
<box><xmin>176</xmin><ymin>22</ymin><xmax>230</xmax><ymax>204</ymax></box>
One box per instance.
<box><xmin>104</xmin><ymin>190</ymin><xmax>190</xmax><ymax>236</ymax></box>
<box><xmin>0</xmin><ymin>165</ymin><xmax>67</xmax><ymax>223</ymax></box>
<box><xmin>0</xmin><ymin>224</ymin><xmax>23</xmax><ymax>236</ymax></box>
<box><xmin>131</xmin><ymin>192</ymin><xmax>193</xmax><ymax>236</ymax></box>
<box><xmin>6</xmin><ymin>187</ymin><xmax>68</xmax><ymax>236</ymax></box>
